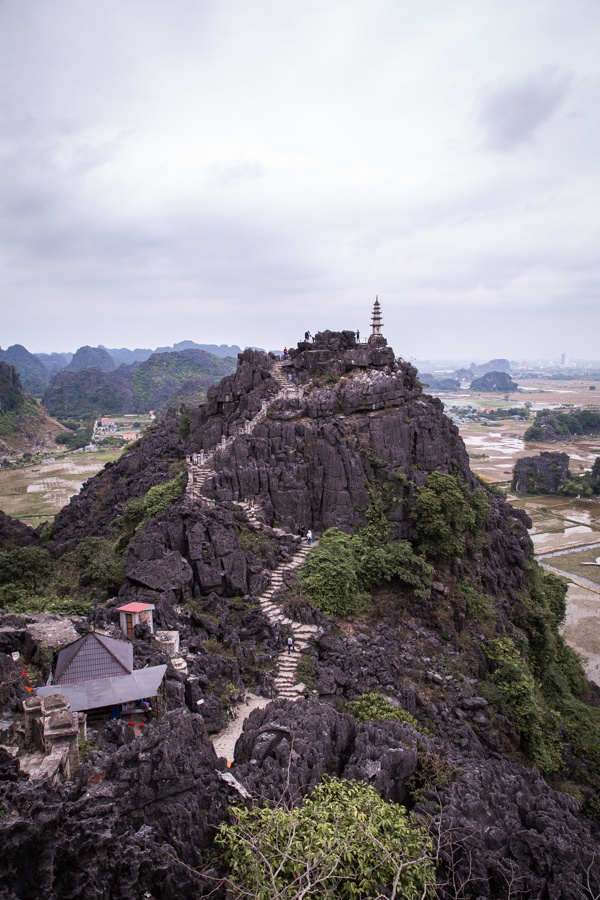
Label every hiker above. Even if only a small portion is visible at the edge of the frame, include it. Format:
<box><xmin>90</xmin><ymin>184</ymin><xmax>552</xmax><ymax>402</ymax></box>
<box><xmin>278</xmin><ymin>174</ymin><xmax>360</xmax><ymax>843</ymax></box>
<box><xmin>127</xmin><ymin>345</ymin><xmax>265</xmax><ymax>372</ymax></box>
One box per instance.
<box><xmin>283</xmin><ymin>347</ymin><xmax>288</xmax><ymax>359</ymax></box>
<box><xmin>306</xmin><ymin>529</ymin><xmax>313</xmax><ymax>545</ymax></box>
<box><xmin>356</xmin><ymin>329</ymin><xmax>360</xmax><ymax>342</ymax></box>
<box><xmin>304</xmin><ymin>331</ymin><xmax>310</xmax><ymax>341</ymax></box>
<box><xmin>287</xmin><ymin>635</ymin><xmax>295</xmax><ymax>654</ymax></box>
<box><xmin>298</xmin><ymin>525</ymin><xmax>305</xmax><ymax>538</ymax></box>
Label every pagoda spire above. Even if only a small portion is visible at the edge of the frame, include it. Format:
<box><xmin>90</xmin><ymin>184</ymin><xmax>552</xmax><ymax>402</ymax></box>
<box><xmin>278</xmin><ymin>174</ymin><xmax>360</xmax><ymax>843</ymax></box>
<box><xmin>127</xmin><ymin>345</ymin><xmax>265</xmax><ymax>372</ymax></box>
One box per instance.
<box><xmin>368</xmin><ymin>296</ymin><xmax>387</xmax><ymax>346</ymax></box>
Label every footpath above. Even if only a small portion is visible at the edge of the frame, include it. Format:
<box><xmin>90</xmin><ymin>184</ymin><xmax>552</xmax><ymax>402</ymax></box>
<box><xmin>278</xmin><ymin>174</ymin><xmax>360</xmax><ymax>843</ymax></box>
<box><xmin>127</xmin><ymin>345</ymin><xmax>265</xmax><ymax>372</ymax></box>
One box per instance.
<box><xmin>184</xmin><ymin>360</ymin><xmax>320</xmax><ymax>758</ymax></box>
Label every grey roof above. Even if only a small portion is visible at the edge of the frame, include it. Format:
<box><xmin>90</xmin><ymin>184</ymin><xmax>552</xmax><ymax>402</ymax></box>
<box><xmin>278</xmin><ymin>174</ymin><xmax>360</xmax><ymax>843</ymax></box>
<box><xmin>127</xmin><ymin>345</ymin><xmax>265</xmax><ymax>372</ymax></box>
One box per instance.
<box><xmin>55</xmin><ymin>632</ymin><xmax>133</xmax><ymax>685</ymax></box>
<box><xmin>36</xmin><ymin>665</ymin><xmax>167</xmax><ymax>712</ymax></box>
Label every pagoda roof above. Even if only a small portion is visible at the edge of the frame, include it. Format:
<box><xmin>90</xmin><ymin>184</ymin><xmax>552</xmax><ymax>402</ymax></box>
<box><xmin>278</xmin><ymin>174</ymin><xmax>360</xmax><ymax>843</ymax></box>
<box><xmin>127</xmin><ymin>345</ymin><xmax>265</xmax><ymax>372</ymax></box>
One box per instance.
<box><xmin>54</xmin><ymin>631</ymin><xmax>133</xmax><ymax>685</ymax></box>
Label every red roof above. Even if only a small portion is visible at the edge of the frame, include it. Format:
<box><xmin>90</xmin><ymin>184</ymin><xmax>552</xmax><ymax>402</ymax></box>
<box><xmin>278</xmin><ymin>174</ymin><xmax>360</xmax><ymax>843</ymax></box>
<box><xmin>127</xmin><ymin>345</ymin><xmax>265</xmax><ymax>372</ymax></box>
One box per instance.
<box><xmin>117</xmin><ymin>602</ymin><xmax>155</xmax><ymax>613</ymax></box>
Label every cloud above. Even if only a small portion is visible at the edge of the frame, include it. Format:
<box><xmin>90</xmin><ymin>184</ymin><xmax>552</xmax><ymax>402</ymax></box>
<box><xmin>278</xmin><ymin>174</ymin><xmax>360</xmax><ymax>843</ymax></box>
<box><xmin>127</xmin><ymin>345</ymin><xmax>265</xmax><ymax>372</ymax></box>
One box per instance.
<box><xmin>476</xmin><ymin>68</ymin><xmax>573</xmax><ymax>151</ymax></box>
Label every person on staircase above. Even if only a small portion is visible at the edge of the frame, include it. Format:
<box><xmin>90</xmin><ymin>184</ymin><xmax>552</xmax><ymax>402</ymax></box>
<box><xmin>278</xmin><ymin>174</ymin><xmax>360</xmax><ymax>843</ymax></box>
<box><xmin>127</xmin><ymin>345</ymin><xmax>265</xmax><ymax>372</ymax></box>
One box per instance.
<box><xmin>287</xmin><ymin>635</ymin><xmax>295</xmax><ymax>654</ymax></box>
<box><xmin>306</xmin><ymin>529</ymin><xmax>313</xmax><ymax>545</ymax></box>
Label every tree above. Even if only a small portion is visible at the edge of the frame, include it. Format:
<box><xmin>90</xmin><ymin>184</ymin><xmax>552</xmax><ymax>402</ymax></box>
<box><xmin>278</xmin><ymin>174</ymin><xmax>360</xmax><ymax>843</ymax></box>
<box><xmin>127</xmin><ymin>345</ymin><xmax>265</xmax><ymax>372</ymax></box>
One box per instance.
<box><xmin>409</xmin><ymin>472</ymin><xmax>490</xmax><ymax>559</ymax></box>
<box><xmin>215</xmin><ymin>776</ymin><xmax>435</xmax><ymax>899</ymax></box>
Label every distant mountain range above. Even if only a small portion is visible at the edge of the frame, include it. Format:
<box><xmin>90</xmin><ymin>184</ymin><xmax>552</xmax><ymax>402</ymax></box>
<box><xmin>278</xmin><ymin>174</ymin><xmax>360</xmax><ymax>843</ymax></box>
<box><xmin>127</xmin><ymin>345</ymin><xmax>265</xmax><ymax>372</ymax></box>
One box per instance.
<box><xmin>42</xmin><ymin>349</ymin><xmax>236</xmax><ymax>419</ymax></box>
<box><xmin>0</xmin><ymin>362</ymin><xmax>66</xmax><ymax>457</ymax></box>
<box><xmin>0</xmin><ymin>341</ymin><xmax>244</xmax><ymax>397</ymax></box>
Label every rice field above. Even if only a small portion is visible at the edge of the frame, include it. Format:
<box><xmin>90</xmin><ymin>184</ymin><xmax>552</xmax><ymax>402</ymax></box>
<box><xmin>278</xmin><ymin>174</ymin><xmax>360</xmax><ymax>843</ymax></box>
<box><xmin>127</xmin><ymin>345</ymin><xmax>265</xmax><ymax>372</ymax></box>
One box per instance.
<box><xmin>0</xmin><ymin>448</ymin><xmax>123</xmax><ymax>527</ymax></box>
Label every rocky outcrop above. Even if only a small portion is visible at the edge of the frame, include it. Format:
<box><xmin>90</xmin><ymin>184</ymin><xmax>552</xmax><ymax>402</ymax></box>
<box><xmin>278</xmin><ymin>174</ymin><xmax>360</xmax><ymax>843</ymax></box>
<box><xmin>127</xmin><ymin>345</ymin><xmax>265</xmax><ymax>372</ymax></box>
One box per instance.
<box><xmin>231</xmin><ymin>700</ymin><xmax>600</xmax><ymax>899</ymax></box>
<box><xmin>0</xmin><ymin>511</ymin><xmax>39</xmax><ymax>549</ymax></box>
<box><xmin>470</xmin><ymin>371</ymin><xmax>518</xmax><ymax>392</ymax></box>
<box><xmin>512</xmin><ymin>451</ymin><xmax>570</xmax><ymax>494</ymax></box>
<box><xmin>0</xmin><ymin>710</ymin><xmax>232</xmax><ymax>899</ymax></box>
<box><xmin>46</xmin><ymin>413</ymin><xmax>185</xmax><ymax>554</ymax></box>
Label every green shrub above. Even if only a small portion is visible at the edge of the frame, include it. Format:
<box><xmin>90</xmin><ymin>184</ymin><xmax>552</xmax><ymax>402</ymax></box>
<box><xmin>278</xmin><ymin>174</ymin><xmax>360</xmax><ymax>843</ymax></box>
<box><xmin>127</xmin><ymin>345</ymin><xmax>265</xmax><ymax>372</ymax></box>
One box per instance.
<box><xmin>460</xmin><ymin>582</ymin><xmax>495</xmax><ymax>623</ymax></box>
<box><xmin>299</xmin><ymin>529</ymin><xmax>367</xmax><ymax>617</ymax></box>
<box><xmin>296</xmin><ymin>653</ymin><xmax>315</xmax><ymax>691</ymax></box>
<box><xmin>215</xmin><ymin>776</ymin><xmax>434</xmax><ymax>899</ymax></box>
<box><xmin>344</xmin><ymin>692</ymin><xmax>420</xmax><ymax>729</ymax></box>
<box><xmin>114</xmin><ymin>473</ymin><xmax>184</xmax><ymax>552</ymax></box>
<box><xmin>0</xmin><ymin>547</ymin><xmax>55</xmax><ymax>592</ymax></box>
<box><xmin>485</xmin><ymin>636</ymin><xmax>562</xmax><ymax>772</ymax></box>
<box><xmin>66</xmin><ymin>537</ymin><xmax>124</xmax><ymax>593</ymax></box>
<box><xmin>410</xmin><ymin>472</ymin><xmax>490</xmax><ymax>559</ymax></box>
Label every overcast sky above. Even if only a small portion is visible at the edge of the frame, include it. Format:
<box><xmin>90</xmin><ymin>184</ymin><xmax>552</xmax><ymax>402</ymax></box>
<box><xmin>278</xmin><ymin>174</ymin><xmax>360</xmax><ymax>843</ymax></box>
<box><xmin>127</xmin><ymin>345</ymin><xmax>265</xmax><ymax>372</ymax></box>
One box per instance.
<box><xmin>1</xmin><ymin>1</ymin><xmax>599</xmax><ymax>361</ymax></box>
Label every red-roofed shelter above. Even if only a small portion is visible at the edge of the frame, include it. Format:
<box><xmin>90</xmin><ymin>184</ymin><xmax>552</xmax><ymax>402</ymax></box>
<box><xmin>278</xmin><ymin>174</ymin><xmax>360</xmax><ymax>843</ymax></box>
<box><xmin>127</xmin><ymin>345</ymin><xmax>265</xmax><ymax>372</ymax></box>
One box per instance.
<box><xmin>117</xmin><ymin>602</ymin><xmax>155</xmax><ymax>638</ymax></box>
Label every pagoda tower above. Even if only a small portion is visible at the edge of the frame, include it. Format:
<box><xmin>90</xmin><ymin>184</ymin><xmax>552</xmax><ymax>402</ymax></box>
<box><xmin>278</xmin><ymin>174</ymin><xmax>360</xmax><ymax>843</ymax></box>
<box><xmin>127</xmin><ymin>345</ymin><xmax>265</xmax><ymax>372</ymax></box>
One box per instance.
<box><xmin>368</xmin><ymin>296</ymin><xmax>387</xmax><ymax>346</ymax></box>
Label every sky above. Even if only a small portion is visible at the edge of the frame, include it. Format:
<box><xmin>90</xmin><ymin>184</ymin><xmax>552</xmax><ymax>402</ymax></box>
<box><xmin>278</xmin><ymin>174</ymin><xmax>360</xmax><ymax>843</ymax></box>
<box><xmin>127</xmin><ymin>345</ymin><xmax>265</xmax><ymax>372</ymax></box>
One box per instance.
<box><xmin>1</xmin><ymin>0</ymin><xmax>599</xmax><ymax>361</ymax></box>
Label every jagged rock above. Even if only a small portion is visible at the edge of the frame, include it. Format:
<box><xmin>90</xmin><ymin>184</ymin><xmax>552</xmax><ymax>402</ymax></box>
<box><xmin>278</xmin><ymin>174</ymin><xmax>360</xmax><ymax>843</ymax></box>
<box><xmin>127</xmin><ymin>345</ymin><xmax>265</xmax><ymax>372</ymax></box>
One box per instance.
<box><xmin>0</xmin><ymin>710</ymin><xmax>232</xmax><ymax>900</ymax></box>
<box><xmin>434</xmin><ymin>758</ymin><xmax>600</xmax><ymax>899</ymax></box>
<box><xmin>233</xmin><ymin>698</ymin><xmax>355</xmax><ymax>800</ymax></box>
<box><xmin>0</xmin><ymin>511</ymin><xmax>38</xmax><ymax>550</ymax></box>
<box><xmin>512</xmin><ymin>451</ymin><xmax>570</xmax><ymax>494</ymax></box>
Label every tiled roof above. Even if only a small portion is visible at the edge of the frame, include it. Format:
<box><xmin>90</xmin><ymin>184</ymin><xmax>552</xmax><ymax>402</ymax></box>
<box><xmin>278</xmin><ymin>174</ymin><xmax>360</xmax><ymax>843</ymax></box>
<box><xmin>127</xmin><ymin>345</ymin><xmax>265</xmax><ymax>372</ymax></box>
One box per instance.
<box><xmin>55</xmin><ymin>632</ymin><xmax>133</xmax><ymax>685</ymax></box>
<box><xmin>117</xmin><ymin>602</ymin><xmax>155</xmax><ymax>613</ymax></box>
<box><xmin>37</xmin><ymin>665</ymin><xmax>167</xmax><ymax>712</ymax></box>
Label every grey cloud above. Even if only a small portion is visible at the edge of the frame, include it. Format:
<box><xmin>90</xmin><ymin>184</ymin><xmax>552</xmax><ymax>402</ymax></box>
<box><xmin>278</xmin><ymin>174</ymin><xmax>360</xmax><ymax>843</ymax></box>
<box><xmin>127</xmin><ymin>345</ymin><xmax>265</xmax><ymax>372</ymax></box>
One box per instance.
<box><xmin>477</xmin><ymin>68</ymin><xmax>572</xmax><ymax>151</ymax></box>
<box><xmin>206</xmin><ymin>159</ymin><xmax>266</xmax><ymax>186</ymax></box>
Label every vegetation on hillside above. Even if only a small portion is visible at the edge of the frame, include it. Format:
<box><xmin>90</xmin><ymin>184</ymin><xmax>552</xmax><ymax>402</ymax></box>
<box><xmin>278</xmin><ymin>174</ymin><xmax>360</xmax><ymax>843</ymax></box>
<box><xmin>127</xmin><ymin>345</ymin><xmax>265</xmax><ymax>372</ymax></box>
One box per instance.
<box><xmin>215</xmin><ymin>776</ymin><xmax>434</xmax><ymax>899</ymax></box>
<box><xmin>470</xmin><ymin>371</ymin><xmax>518</xmax><ymax>392</ymax></box>
<box><xmin>0</xmin><ymin>539</ymin><xmax>123</xmax><ymax>615</ymax></box>
<box><xmin>42</xmin><ymin>349</ymin><xmax>236</xmax><ymax>418</ymax></box>
<box><xmin>300</xmin><ymin>479</ymin><xmax>434</xmax><ymax>616</ymax></box>
<box><xmin>409</xmin><ymin>471</ymin><xmax>490</xmax><ymax>559</ymax></box>
<box><xmin>0</xmin><ymin>345</ymin><xmax>50</xmax><ymax>396</ymax></box>
<box><xmin>0</xmin><ymin>362</ymin><xmax>25</xmax><ymax>414</ymax></box>
<box><xmin>524</xmin><ymin>408</ymin><xmax>600</xmax><ymax>442</ymax></box>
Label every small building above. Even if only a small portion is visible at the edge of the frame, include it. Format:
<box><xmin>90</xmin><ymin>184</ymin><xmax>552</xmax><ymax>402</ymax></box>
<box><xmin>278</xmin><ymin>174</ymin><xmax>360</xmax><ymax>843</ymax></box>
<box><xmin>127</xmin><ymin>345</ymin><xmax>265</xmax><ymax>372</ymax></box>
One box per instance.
<box><xmin>54</xmin><ymin>631</ymin><xmax>134</xmax><ymax>684</ymax></box>
<box><xmin>37</xmin><ymin>629</ymin><xmax>166</xmax><ymax>718</ymax></box>
<box><xmin>117</xmin><ymin>601</ymin><xmax>155</xmax><ymax>637</ymax></box>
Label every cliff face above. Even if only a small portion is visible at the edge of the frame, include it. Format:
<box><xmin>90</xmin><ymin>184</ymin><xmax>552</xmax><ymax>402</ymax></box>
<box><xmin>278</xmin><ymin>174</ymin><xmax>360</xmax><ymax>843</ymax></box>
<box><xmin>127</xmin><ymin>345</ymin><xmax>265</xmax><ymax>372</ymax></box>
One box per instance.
<box><xmin>187</xmin><ymin>332</ymin><xmax>531</xmax><ymax>602</ymax></box>
<box><xmin>3</xmin><ymin>331</ymin><xmax>600</xmax><ymax>899</ymax></box>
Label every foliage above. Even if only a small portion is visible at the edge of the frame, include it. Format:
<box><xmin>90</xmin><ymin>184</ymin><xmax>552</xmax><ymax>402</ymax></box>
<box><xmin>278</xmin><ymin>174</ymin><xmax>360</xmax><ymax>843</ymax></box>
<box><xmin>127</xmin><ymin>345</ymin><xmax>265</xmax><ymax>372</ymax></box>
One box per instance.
<box><xmin>295</xmin><ymin>653</ymin><xmax>316</xmax><ymax>691</ymax></box>
<box><xmin>344</xmin><ymin>692</ymin><xmax>420</xmax><ymax>729</ymax></box>
<box><xmin>64</xmin><ymin>537</ymin><xmax>124</xmax><ymax>594</ymax></box>
<box><xmin>299</xmin><ymin>479</ymin><xmax>433</xmax><ymax>616</ymax></box>
<box><xmin>460</xmin><ymin>582</ymin><xmax>495</xmax><ymax>624</ymax></box>
<box><xmin>410</xmin><ymin>472</ymin><xmax>490</xmax><ymax>559</ymax></box>
<box><xmin>114</xmin><ymin>472</ymin><xmax>184</xmax><ymax>551</ymax></box>
<box><xmin>484</xmin><ymin>636</ymin><xmax>562</xmax><ymax>772</ymax></box>
<box><xmin>54</xmin><ymin>418</ymin><xmax>94</xmax><ymax>450</ymax></box>
<box><xmin>524</xmin><ymin>408</ymin><xmax>600</xmax><ymax>442</ymax></box>
<box><xmin>215</xmin><ymin>776</ymin><xmax>435</xmax><ymax>899</ymax></box>
<box><xmin>0</xmin><ymin>361</ymin><xmax>25</xmax><ymax>414</ymax></box>
<box><xmin>0</xmin><ymin>536</ymin><xmax>123</xmax><ymax>615</ymax></box>
<box><xmin>0</xmin><ymin>547</ymin><xmax>54</xmax><ymax>592</ymax></box>
<box><xmin>299</xmin><ymin>529</ymin><xmax>367</xmax><ymax>617</ymax></box>
<box><xmin>407</xmin><ymin>750</ymin><xmax>459</xmax><ymax>803</ymax></box>
<box><xmin>78</xmin><ymin>736</ymin><xmax>99</xmax><ymax>761</ymax></box>
<box><xmin>178</xmin><ymin>410</ymin><xmax>190</xmax><ymax>440</ymax></box>
<box><xmin>0</xmin><ymin>585</ymin><xmax>92</xmax><ymax>616</ymax></box>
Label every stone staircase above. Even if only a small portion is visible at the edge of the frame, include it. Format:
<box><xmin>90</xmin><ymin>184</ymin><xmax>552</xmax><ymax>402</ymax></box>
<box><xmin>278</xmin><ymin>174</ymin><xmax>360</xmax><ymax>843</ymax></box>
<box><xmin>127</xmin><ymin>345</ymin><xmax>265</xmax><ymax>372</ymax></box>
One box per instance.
<box><xmin>186</xmin><ymin>359</ymin><xmax>318</xmax><ymax>699</ymax></box>
<box><xmin>257</xmin><ymin>539</ymin><xmax>320</xmax><ymax>700</ymax></box>
<box><xmin>186</xmin><ymin>360</ymin><xmax>303</xmax><ymax>504</ymax></box>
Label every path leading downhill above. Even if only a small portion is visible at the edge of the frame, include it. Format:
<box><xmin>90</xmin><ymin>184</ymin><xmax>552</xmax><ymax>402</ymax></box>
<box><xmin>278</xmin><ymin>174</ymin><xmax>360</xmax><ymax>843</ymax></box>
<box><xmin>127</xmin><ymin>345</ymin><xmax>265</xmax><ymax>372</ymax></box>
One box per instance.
<box><xmin>182</xmin><ymin>359</ymin><xmax>320</xmax><ymax>757</ymax></box>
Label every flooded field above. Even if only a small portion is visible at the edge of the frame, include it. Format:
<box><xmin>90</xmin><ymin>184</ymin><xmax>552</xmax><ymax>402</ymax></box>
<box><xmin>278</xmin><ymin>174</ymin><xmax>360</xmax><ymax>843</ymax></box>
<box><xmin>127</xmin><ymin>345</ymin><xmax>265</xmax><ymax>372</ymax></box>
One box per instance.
<box><xmin>448</xmin><ymin>380</ymin><xmax>600</xmax><ymax>684</ymax></box>
<box><xmin>0</xmin><ymin>448</ymin><xmax>122</xmax><ymax>527</ymax></box>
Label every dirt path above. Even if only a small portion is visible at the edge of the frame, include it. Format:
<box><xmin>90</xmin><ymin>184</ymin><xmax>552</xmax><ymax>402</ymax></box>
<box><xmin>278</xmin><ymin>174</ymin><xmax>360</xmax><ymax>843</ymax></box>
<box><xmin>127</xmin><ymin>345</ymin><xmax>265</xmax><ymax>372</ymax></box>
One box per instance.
<box><xmin>210</xmin><ymin>693</ymin><xmax>271</xmax><ymax>762</ymax></box>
